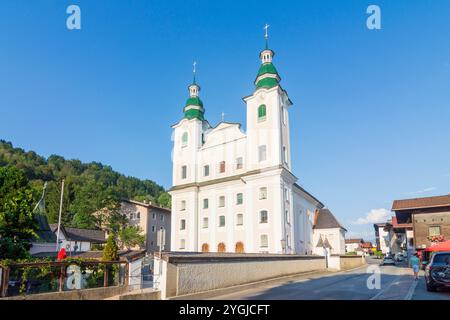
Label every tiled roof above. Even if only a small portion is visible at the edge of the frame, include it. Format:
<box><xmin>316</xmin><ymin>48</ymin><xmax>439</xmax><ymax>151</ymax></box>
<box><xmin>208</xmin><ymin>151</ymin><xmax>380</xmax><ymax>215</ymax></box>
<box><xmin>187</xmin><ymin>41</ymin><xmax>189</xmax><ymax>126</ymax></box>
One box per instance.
<box><xmin>345</xmin><ymin>238</ymin><xmax>363</xmax><ymax>244</ymax></box>
<box><xmin>50</xmin><ymin>224</ymin><xmax>106</xmax><ymax>243</ymax></box>
<box><xmin>392</xmin><ymin>194</ymin><xmax>450</xmax><ymax>211</ymax></box>
<box><xmin>313</xmin><ymin>209</ymin><xmax>347</xmax><ymax>231</ymax></box>
<box><xmin>122</xmin><ymin>199</ymin><xmax>171</xmax><ymax>213</ymax></box>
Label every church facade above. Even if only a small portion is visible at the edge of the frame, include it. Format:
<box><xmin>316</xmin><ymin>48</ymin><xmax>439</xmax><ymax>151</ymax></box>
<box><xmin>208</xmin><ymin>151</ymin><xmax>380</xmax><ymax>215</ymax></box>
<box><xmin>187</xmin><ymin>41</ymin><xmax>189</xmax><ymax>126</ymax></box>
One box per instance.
<box><xmin>169</xmin><ymin>32</ymin><xmax>325</xmax><ymax>254</ymax></box>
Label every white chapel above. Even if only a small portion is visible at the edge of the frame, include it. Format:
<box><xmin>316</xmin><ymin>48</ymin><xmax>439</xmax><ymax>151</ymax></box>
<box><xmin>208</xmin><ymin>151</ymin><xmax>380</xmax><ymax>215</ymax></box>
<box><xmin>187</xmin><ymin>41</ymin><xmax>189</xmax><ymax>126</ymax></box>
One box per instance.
<box><xmin>169</xmin><ymin>28</ymin><xmax>331</xmax><ymax>254</ymax></box>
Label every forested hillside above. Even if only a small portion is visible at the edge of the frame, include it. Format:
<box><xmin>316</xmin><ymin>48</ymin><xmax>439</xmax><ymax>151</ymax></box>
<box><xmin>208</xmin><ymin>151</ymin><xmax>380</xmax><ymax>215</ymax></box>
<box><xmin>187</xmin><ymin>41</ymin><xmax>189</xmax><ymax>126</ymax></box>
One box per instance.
<box><xmin>0</xmin><ymin>140</ymin><xmax>170</xmax><ymax>229</ymax></box>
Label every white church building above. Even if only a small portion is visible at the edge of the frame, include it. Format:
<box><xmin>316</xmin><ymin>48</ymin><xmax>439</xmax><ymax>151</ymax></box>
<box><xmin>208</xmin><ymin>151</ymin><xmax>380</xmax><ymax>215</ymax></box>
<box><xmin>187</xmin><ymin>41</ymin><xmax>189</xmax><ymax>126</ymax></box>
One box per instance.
<box><xmin>169</xmin><ymin>29</ymin><xmax>334</xmax><ymax>255</ymax></box>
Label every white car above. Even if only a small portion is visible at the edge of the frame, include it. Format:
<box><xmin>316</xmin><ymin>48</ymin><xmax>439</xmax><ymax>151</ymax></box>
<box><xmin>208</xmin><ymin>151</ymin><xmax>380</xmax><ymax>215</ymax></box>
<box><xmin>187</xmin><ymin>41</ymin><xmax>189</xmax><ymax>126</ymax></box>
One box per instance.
<box><xmin>382</xmin><ymin>256</ymin><xmax>396</xmax><ymax>266</ymax></box>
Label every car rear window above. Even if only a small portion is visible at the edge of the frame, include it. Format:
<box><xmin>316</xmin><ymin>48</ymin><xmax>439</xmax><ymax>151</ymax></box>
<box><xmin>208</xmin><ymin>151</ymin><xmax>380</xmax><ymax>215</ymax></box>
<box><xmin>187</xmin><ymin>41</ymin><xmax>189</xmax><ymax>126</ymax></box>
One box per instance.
<box><xmin>433</xmin><ymin>254</ymin><xmax>450</xmax><ymax>264</ymax></box>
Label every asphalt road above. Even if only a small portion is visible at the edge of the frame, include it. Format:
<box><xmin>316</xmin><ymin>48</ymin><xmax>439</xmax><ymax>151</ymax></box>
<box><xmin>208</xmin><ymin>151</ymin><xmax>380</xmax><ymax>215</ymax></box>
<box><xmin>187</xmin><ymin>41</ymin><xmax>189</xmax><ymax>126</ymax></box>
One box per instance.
<box><xmin>174</xmin><ymin>257</ymin><xmax>450</xmax><ymax>300</ymax></box>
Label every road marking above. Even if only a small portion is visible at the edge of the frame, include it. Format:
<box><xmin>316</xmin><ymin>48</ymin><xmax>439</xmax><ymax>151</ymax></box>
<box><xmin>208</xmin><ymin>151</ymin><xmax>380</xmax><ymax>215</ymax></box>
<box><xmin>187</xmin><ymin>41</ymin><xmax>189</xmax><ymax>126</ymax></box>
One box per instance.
<box><xmin>404</xmin><ymin>278</ymin><xmax>419</xmax><ymax>300</ymax></box>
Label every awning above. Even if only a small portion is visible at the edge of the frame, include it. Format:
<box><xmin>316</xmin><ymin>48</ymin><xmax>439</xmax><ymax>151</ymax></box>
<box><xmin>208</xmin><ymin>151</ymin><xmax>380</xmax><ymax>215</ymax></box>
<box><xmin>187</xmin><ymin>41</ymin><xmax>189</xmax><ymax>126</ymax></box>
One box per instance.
<box><xmin>424</xmin><ymin>240</ymin><xmax>450</xmax><ymax>252</ymax></box>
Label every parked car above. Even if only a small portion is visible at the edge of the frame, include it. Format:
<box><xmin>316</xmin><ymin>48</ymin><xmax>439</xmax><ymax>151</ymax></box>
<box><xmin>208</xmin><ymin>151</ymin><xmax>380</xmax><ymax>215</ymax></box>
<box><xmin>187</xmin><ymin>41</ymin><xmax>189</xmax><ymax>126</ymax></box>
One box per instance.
<box><xmin>425</xmin><ymin>252</ymin><xmax>450</xmax><ymax>292</ymax></box>
<box><xmin>394</xmin><ymin>254</ymin><xmax>404</xmax><ymax>262</ymax></box>
<box><xmin>381</xmin><ymin>256</ymin><xmax>396</xmax><ymax>266</ymax></box>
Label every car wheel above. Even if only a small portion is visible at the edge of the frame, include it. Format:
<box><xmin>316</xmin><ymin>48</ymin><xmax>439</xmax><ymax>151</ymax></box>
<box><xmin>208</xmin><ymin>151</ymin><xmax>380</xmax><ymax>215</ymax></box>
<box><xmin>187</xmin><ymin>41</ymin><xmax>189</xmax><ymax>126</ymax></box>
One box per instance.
<box><xmin>426</xmin><ymin>282</ymin><xmax>437</xmax><ymax>292</ymax></box>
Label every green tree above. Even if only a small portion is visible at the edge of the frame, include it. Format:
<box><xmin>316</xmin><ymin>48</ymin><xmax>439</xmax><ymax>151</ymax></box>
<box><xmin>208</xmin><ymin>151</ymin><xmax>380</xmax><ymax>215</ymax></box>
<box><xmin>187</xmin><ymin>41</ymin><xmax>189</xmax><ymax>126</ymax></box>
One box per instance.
<box><xmin>0</xmin><ymin>166</ymin><xmax>38</xmax><ymax>260</ymax></box>
<box><xmin>0</xmin><ymin>140</ymin><xmax>168</xmax><ymax>229</ymax></box>
<box><xmin>102</xmin><ymin>234</ymin><xmax>119</xmax><ymax>261</ymax></box>
<box><xmin>157</xmin><ymin>192</ymin><xmax>171</xmax><ymax>208</ymax></box>
<box><xmin>119</xmin><ymin>226</ymin><xmax>146</xmax><ymax>250</ymax></box>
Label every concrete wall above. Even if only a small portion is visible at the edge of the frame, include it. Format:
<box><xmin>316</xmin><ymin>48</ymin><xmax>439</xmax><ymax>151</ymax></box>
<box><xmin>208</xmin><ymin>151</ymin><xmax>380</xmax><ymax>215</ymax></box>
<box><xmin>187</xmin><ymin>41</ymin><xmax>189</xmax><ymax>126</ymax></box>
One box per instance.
<box><xmin>119</xmin><ymin>288</ymin><xmax>160</xmax><ymax>300</ymax></box>
<box><xmin>1</xmin><ymin>285</ymin><xmax>130</xmax><ymax>300</ymax></box>
<box><xmin>340</xmin><ymin>255</ymin><xmax>366</xmax><ymax>270</ymax></box>
<box><xmin>155</xmin><ymin>254</ymin><xmax>326</xmax><ymax>299</ymax></box>
<box><xmin>328</xmin><ymin>255</ymin><xmax>366</xmax><ymax>271</ymax></box>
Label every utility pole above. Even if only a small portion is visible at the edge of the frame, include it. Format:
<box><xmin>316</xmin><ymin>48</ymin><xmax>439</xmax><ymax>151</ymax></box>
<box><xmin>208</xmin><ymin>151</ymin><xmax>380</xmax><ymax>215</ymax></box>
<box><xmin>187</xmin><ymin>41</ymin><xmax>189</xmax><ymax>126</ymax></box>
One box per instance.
<box><xmin>56</xmin><ymin>179</ymin><xmax>65</xmax><ymax>252</ymax></box>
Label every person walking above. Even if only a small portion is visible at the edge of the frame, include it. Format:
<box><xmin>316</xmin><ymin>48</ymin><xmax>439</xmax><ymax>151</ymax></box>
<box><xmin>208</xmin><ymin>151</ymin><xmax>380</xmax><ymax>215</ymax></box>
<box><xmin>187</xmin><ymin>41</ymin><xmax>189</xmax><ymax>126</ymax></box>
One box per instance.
<box><xmin>410</xmin><ymin>252</ymin><xmax>421</xmax><ymax>280</ymax></box>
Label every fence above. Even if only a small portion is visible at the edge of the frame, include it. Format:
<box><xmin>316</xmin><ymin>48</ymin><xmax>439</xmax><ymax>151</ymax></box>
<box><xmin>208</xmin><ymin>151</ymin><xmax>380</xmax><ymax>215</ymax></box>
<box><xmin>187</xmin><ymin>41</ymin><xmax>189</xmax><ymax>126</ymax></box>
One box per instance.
<box><xmin>0</xmin><ymin>260</ymin><xmax>129</xmax><ymax>298</ymax></box>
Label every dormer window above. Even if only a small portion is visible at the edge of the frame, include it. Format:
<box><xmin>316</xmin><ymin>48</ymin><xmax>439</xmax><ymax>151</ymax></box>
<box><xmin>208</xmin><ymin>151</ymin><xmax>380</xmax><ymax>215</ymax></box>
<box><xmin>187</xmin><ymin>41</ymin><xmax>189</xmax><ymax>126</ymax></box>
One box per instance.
<box><xmin>258</xmin><ymin>105</ymin><xmax>266</xmax><ymax>122</ymax></box>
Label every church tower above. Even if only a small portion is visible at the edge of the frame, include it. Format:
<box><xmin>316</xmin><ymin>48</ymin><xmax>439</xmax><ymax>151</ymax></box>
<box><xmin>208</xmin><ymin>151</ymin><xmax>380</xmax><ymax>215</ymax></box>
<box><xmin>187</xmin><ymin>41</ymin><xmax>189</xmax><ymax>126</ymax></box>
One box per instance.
<box><xmin>244</xmin><ymin>25</ymin><xmax>293</xmax><ymax>172</ymax></box>
<box><xmin>172</xmin><ymin>63</ymin><xmax>208</xmax><ymax>187</ymax></box>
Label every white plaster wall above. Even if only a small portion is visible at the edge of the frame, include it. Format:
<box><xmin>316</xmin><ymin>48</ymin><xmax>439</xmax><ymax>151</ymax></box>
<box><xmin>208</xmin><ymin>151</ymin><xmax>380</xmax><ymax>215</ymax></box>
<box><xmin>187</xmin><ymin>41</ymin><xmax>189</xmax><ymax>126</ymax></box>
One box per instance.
<box><xmin>345</xmin><ymin>243</ymin><xmax>360</xmax><ymax>253</ymax></box>
<box><xmin>313</xmin><ymin>228</ymin><xmax>346</xmax><ymax>255</ymax></box>
<box><xmin>175</xmin><ymin>258</ymin><xmax>326</xmax><ymax>296</ymax></box>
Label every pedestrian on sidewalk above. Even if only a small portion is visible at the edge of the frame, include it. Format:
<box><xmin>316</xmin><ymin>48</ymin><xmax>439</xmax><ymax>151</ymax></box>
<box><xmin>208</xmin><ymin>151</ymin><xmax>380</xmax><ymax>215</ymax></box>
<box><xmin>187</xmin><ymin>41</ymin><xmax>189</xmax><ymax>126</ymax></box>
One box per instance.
<box><xmin>409</xmin><ymin>253</ymin><xmax>420</xmax><ymax>280</ymax></box>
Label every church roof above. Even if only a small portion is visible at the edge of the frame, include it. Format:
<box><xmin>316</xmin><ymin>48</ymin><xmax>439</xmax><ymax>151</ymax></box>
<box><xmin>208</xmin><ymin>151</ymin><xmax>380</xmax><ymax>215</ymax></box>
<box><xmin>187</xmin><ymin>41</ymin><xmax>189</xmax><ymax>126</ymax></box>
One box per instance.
<box><xmin>34</xmin><ymin>214</ymin><xmax>57</xmax><ymax>243</ymax></box>
<box><xmin>256</xmin><ymin>62</ymin><xmax>279</xmax><ymax>78</ymax></box>
<box><xmin>313</xmin><ymin>209</ymin><xmax>347</xmax><ymax>231</ymax></box>
<box><xmin>256</xmin><ymin>77</ymin><xmax>279</xmax><ymax>89</ymax></box>
<box><xmin>185</xmin><ymin>96</ymin><xmax>203</xmax><ymax>109</ymax></box>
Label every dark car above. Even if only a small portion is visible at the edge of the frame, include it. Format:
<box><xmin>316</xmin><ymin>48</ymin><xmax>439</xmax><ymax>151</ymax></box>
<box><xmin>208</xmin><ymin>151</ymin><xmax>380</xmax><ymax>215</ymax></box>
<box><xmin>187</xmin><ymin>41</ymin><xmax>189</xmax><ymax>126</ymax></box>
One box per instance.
<box><xmin>424</xmin><ymin>252</ymin><xmax>450</xmax><ymax>292</ymax></box>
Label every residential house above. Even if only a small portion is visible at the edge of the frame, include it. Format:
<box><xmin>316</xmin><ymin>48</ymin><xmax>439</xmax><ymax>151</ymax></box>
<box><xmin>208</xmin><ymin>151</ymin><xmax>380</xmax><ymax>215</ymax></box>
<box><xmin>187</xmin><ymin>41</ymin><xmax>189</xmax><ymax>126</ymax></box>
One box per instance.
<box><xmin>392</xmin><ymin>194</ymin><xmax>450</xmax><ymax>251</ymax></box>
<box><xmin>121</xmin><ymin>199</ymin><xmax>171</xmax><ymax>252</ymax></box>
<box><xmin>50</xmin><ymin>224</ymin><xmax>106</xmax><ymax>254</ymax></box>
<box><xmin>374</xmin><ymin>223</ymin><xmax>391</xmax><ymax>254</ymax></box>
<box><xmin>345</xmin><ymin>239</ymin><xmax>364</xmax><ymax>253</ymax></box>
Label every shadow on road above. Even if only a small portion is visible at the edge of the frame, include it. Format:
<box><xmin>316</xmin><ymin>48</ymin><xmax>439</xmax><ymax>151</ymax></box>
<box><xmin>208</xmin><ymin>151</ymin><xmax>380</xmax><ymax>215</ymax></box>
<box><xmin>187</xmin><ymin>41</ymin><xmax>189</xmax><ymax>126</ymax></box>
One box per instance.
<box><xmin>214</xmin><ymin>263</ymin><xmax>450</xmax><ymax>300</ymax></box>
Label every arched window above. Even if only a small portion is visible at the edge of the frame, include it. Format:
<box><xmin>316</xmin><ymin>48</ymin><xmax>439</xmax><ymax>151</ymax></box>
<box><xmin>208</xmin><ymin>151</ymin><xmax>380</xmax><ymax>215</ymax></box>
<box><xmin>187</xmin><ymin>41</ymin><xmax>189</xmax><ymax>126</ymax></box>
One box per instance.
<box><xmin>202</xmin><ymin>243</ymin><xmax>209</xmax><ymax>253</ymax></box>
<box><xmin>218</xmin><ymin>242</ymin><xmax>226</xmax><ymax>253</ymax></box>
<box><xmin>258</xmin><ymin>104</ymin><xmax>267</xmax><ymax>121</ymax></box>
<box><xmin>235</xmin><ymin>242</ymin><xmax>245</xmax><ymax>254</ymax></box>
<box><xmin>181</xmin><ymin>132</ymin><xmax>188</xmax><ymax>147</ymax></box>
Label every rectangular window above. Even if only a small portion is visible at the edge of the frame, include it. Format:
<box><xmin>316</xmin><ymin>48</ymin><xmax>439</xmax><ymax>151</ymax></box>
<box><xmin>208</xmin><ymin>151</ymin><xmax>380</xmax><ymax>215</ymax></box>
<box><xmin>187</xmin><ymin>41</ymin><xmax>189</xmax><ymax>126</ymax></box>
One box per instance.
<box><xmin>260</xmin><ymin>210</ymin><xmax>268</xmax><ymax>223</ymax></box>
<box><xmin>219</xmin><ymin>161</ymin><xmax>226</xmax><ymax>173</ymax></box>
<box><xmin>429</xmin><ymin>226</ymin><xmax>441</xmax><ymax>236</ymax></box>
<box><xmin>258</xmin><ymin>145</ymin><xmax>267</xmax><ymax>162</ymax></box>
<box><xmin>203</xmin><ymin>198</ymin><xmax>209</xmax><ymax>209</ymax></box>
<box><xmin>219</xmin><ymin>196</ymin><xmax>225</xmax><ymax>208</ymax></box>
<box><xmin>160</xmin><ymin>214</ymin><xmax>164</xmax><ymax>222</ymax></box>
<box><xmin>236</xmin><ymin>157</ymin><xmax>243</xmax><ymax>170</ymax></box>
<box><xmin>285</xmin><ymin>210</ymin><xmax>290</xmax><ymax>224</ymax></box>
<box><xmin>283</xmin><ymin>146</ymin><xmax>288</xmax><ymax>165</ymax></box>
<box><xmin>219</xmin><ymin>216</ymin><xmax>226</xmax><ymax>227</ymax></box>
<box><xmin>236</xmin><ymin>214</ymin><xmax>244</xmax><ymax>226</ymax></box>
<box><xmin>151</xmin><ymin>225</ymin><xmax>155</xmax><ymax>233</ymax></box>
<box><xmin>259</xmin><ymin>187</ymin><xmax>268</xmax><ymax>200</ymax></box>
<box><xmin>181</xmin><ymin>165</ymin><xmax>187</xmax><ymax>179</ymax></box>
<box><xmin>284</xmin><ymin>188</ymin><xmax>290</xmax><ymax>202</ymax></box>
<box><xmin>180</xmin><ymin>239</ymin><xmax>185</xmax><ymax>249</ymax></box>
<box><xmin>204</xmin><ymin>165</ymin><xmax>210</xmax><ymax>177</ymax></box>
<box><xmin>180</xmin><ymin>219</ymin><xmax>186</xmax><ymax>230</ymax></box>
<box><xmin>236</xmin><ymin>193</ymin><xmax>243</xmax><ymax>205</ymax></box>
<box><xmin>203</xmin><ymin>217</ymin><xmax>209</xmax><ymax>229</ymax></box>
<box><xmin>260</xmin><ymin>235</ymin><xmax>268</xmax><ymax>248</ymax></box>
<box><xmin>152</xmin><ymin>213</ymin><xmax>156</xmax><ymax>219</ymax></box>
<box><xmin>180</xmin><ymin>200</ymin><xmax>186</xmax><ymax>211</ymax></box>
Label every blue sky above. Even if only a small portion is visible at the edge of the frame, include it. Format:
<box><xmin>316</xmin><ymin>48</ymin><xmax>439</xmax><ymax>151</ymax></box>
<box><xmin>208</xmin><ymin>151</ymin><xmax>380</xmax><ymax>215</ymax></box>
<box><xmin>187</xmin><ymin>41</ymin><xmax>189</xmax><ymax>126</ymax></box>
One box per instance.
<box><xmin>1</xmin><ymin>1</ymin><xmax>449</xmax><ymax>241</ymax></box>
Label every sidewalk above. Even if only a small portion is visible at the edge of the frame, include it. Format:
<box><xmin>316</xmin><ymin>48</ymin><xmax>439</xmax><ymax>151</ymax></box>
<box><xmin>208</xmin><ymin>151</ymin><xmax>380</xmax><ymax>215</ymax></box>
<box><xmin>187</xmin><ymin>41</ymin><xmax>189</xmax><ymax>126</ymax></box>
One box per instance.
<box><xmin>371</xmin><ymin>273</ymin><xmax>416</xmax><ymax>300</ymax></box>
